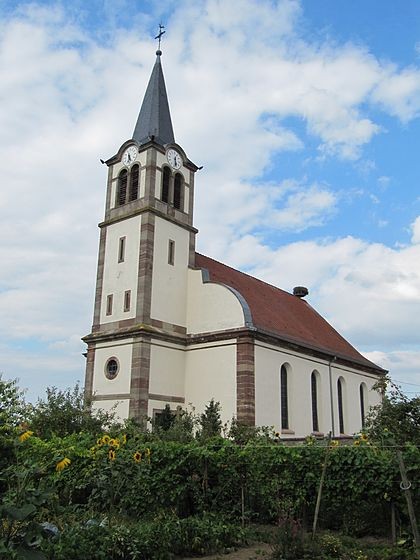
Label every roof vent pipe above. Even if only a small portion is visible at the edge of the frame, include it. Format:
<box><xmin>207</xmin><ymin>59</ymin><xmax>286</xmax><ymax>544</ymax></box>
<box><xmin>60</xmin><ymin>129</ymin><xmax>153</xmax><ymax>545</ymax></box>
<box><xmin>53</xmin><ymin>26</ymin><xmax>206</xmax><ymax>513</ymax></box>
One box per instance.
<box><xmin>293</xmin><ymin>286</ymin><xmax>309</xmax><ymax>298</ymax></box>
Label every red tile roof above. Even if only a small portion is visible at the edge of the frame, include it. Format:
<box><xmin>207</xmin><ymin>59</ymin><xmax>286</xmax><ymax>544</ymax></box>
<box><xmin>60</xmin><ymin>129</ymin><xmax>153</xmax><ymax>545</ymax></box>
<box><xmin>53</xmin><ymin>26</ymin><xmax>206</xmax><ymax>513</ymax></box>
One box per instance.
<box><xmin>195</xmin><ymin>253</ymin><xmax>384</xmax><ymax>373</ymax></box>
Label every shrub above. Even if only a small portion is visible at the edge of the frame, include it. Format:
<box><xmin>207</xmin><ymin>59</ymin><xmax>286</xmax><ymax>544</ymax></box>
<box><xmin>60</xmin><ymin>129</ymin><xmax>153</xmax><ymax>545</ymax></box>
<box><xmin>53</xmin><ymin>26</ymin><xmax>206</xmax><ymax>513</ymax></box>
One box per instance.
<box><xmin>28</xmin><ymin>384</ymin><xmax>116</xmax><ymax>439</ymax></box>
<box><xmin>198</xmin><ymin>399</ymin><xmax>222</xmax><ymax>440</ymax></box>
<box><xmin>41</xmin><ymin>514</ymin><xmax>248</xmax><ymax>559</ymax></box>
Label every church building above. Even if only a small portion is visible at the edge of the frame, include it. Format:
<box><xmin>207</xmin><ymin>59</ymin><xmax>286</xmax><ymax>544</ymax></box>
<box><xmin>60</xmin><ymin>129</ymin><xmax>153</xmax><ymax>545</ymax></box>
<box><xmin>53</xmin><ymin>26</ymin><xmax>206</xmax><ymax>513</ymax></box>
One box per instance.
<box><xmin>83</xmin><ymin>47</ymin><xmax>385</xmax><ymax>439</ymax></box>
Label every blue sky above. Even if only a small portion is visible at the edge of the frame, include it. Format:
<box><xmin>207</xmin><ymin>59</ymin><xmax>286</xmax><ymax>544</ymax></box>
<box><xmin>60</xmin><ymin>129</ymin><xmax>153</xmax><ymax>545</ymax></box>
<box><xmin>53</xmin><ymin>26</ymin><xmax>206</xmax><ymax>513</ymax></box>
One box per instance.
<box><xmin>0</xmin><ymin>0</ymin><xmax>420</xmax><ymax>401</ymax></box>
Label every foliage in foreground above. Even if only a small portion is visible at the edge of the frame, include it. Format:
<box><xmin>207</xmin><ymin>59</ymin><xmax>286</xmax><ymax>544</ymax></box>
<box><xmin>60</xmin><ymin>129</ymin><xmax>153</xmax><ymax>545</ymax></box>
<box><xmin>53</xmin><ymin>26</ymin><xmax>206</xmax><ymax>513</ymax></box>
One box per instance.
<box><xmin>271</xmin><ymin>526</ymin><xmax>415</xmax><ymax>560</ymax></box>
<box><xmin>12</xmin><ymin>431</ymin><xmax>420</xmax><ymax>536</ymax></box>
<box><xmin>27</xmin><ymin>383</ymin><xmax>116</xmax><ymax>439</ymax></box>
<box><xmin>366</xmin><ymin>377</ymin><xmax>420</xmax><ymax>446</ymax></box>
<box><xmin>1</xmin><ymin>376</ymin><xmax>419</xmax><ymax>558</ymax></box>
<box><xmin>41</xmin><ymin>513</ymin><xmax>248</xmax><ymax>560</ymax></box>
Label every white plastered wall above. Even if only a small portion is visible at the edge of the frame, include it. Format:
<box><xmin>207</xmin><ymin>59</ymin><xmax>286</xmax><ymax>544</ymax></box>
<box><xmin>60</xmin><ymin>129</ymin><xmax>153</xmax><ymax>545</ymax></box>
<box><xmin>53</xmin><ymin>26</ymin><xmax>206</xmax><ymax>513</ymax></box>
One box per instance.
<box><xmin>91</xmin><ymin>339</ymin><xmax>133</xmax><ymax>421</ymax></box>
<box><xmin>330</xmin><ymin>363</ymin><xmax>381</xmax><ymax>436</ymax></box>
<box><xmin>187</xmin><ymin>269</ymin><xmax>245</xmax><ymax>334</ymax></box>
<box><xmin>185</xmin><ymin>341</ymin><xmax>237</xmax><ymax>425</ymax></box>
<box><xmin>151</xmin><ymin>216</ymin><xmax>189</xmax><ymax>326</ymax></box>
<box><xmin>92</xmin><ymin>399</ymin><xmax>129</xmax><ymax>421</ymax></box>
<box><xmin>148</xmin><ymin>339</ymin><xmax>186</xmax><ymax>401</ymax></box>
<box><xmin>101</xmin><ymin>215</ymin><xmax>141</xmax><ymax>324</ymax></box>
<box><xmin>92</xmin><ymin>339</ymin><xmax>133</xmax><ymax>396</ymax></box>
<box><xmin>255</xmin><ymin>342</ymin><xmax>382</xmax><ymax>438</ymax></box>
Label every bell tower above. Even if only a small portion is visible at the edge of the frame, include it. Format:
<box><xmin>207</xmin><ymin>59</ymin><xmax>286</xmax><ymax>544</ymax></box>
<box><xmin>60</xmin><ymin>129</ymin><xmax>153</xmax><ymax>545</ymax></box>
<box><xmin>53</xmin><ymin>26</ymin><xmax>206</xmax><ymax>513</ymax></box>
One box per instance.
<box><xmin>83</xmin><ymin>47</ymin><xmax>198</xmax><ymax>421</ymax></box>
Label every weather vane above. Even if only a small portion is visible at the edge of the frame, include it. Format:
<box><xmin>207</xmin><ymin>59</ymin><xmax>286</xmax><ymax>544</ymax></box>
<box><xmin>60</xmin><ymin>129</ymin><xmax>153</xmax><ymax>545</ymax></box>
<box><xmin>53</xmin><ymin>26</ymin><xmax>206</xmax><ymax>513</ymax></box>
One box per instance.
<box><xmin>155</xmin><ymin>24</ymin><xmax>165</xmax><ymax>52</ymax></box>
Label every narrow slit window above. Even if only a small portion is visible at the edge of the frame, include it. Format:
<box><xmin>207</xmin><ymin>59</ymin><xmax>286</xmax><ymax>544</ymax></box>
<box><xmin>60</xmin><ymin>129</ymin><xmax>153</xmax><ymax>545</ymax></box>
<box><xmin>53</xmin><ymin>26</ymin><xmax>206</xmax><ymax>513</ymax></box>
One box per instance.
<box><xmin>118</xmin><ymin>237</ymin><xmax>126</xmax><ymax>263</ymax></box>
<box><xmin>124</xmin><ymin>290</ymin><xmax>131</xmax><ymax>312</ymax></box>
<box><xmin>360</xmin><ymin>383</ymin><xmax>366</xmax><ymax>428</ymax></box>
<box><xmin>168</xmin><ymin>239</ymin><xmax>175</xmax><ymax>265</ymax></box>
<box><xmin>173</xmin><ymin>173</ymin><xmax>183</xmax><ymax>210</ymax></box>
<box><xmin>280</xmin><ymin>365</ymin><xmax>289</xmax><ymax>430</ymax></box>
<box><xmin>162</xmin><ymin>167</ymin><xmax>171</xmax><ymax>203</ymax></box>
<box><xmin>129</xmin><ymin>164</ymin><xmax>139</xmax><ymax>201</ymax></box>
<box><xmin>338</xmin><ymin>378</ymin><xmax>345</xmax><ymax>434</ymax></box>
<box><xmin>117</xmin><ymin>169</ymin><xmax>128</xmax><ymax>206</ymax></box>
<box><xmin>311</xmin><ymin>372</ymin><xmax>319</xmax><ymax>433</ymax></box>
<box><xmin>106</xmin><ymin>294</ymin><xmax>113</xmax><ymax>316</ymax></box>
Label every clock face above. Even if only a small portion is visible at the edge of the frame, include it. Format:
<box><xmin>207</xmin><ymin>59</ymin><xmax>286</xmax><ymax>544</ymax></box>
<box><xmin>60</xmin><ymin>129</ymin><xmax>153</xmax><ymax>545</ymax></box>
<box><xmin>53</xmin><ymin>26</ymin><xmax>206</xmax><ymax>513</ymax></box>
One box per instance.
<box><xmin>122</xmin><ymin>145</ymin><xmax>138</xmax><ymax>166</ymax></box>
<box><xmin>167</xmin><ymin>148</ymin><xmax>182</xmax><ymax>169</ymax></box>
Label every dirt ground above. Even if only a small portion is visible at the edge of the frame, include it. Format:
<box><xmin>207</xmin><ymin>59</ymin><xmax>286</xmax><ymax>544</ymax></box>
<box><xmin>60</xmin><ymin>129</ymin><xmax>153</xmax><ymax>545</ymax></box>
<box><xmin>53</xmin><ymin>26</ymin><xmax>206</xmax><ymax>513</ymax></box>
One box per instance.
<box><xmin>181</xmin><ymin>542</ymin><xmax>272</xmax><ymax>560</ymax></box>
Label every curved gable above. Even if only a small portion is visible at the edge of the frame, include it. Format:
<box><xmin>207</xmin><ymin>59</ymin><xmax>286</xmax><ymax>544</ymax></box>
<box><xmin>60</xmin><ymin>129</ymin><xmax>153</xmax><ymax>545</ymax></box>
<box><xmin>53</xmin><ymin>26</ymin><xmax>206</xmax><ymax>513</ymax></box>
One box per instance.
<box><xmin>186</xmin><ymin>268</ymin><xmax>247</xmax><ymax>334</ymax></box>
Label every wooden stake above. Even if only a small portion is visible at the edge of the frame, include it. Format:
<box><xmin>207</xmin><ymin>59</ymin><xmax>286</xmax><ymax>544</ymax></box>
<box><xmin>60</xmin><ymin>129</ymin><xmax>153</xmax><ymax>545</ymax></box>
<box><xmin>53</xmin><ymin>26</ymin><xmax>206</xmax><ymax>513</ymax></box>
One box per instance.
<box><xmin>312</xmin><ymin>433</ymin><xmax>332</xmax><ymax>539</ymax></box>
<box><xmin>397</xmin><ymin>450</ymin><xmax>420</xmax><ymax>560</ymax></box>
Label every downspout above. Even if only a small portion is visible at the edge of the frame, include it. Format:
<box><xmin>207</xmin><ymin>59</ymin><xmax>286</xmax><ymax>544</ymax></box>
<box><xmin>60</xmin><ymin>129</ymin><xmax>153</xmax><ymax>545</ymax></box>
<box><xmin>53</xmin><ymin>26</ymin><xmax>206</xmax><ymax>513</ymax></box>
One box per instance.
<box><xmin>328</xmin><ymin>356</ymin><xmax>337</xmax><ymax>437</ymax></box>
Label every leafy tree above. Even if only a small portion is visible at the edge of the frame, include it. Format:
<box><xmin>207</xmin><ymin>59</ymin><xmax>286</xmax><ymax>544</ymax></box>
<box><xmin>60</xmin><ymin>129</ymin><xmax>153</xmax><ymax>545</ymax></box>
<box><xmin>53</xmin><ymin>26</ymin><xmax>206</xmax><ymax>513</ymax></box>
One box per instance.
<box><xmin>198</xmin><ymin>399</ymin><xmax>222</xmax><ymax>440</ymax></box>
<box><xmin>0</xmin><ymin>376</ymin><xmax>28</xmax><ymax>490</ymax></box>
<box><xmin>154</xmin><ymin>404</ymin><xmax>175</xmax><ymax>431</ymax></box>
<box><xmin>0</xmin><ymin>375</ymin><xmax>28</xmax><ymax>430</ymax></box>
<box><xmin>28</xmin><ymin>383</ymin><xmax>115</xmax><ymax>438</ymax></box>
<box><xmin>366</xmin><ymin>376</ymin><xmax>420</xmax><ymax>445</ymax></box>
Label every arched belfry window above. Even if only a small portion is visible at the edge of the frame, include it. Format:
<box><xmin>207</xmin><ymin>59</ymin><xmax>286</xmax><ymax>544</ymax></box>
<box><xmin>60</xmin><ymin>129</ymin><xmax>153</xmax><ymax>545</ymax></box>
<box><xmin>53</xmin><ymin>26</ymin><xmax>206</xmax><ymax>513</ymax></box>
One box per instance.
<box><xmin>360</xmin><ymin>383</ymin><xmax>367</xmax><ymax>428</ymax></box>
<box><xmin>117</xmin><ymin>169</ymin><xmax>128</xmax><ymax>206</ymax></box>
<box><xmin>337</xmin><ymin>377</ymin><xmax>345</xmax><ymax>435</ymax></box>
<box><xmin>173</xmin><ymin>173</ymin><xmax>183</xmax><ymax>210</ymax></box>
<box><xmin>162</xmin><ymin>166</ymin><xmax>171</xmax><ymax>203</ymax></box>
<box><xmin>129</xmin><ymin>164</ymin><xmax>139</xmax><ymax>202</ymax></box>
<box><xmin>280</xmin><ymin>364</ymin><xmax>289</xmax><ymax>430</ymax></box>
<box><xmin>311</xmin><ymin>371</ymin><xmax>319</xmax><ymax>433</ymax></box>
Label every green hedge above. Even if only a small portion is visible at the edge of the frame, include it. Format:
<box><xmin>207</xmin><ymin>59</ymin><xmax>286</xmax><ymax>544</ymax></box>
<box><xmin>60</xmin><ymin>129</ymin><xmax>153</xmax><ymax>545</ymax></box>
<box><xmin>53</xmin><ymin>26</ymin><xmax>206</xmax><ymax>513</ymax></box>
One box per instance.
<box><xmin>24</xmin><ymin>434</ymin><xmax>419</xmax><ymax>537</ymax></box>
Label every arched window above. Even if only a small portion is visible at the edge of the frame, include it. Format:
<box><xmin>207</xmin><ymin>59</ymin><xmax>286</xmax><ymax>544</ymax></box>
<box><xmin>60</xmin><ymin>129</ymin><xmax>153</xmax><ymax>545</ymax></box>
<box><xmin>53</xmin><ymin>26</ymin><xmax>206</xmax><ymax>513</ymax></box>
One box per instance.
<box><xmin>117</xmin><ymin>169</ymin><xmax>128</xmax><ymax>206</ymax></box>
<box><xmin>337</xmin><ymin>378</ymin><xmax>345</xmax><ymax>435</ymax></box>
<box><xmin>173</xmin><ymin>173</ymin><xmax>183</xmax><ymax>210</ymax></box>
<box><xmin>129</xmin><ymin>164</ymin><xmax>139</xmax><ymax>202</ymax></box>
<box><xmin>311</xmin><ymin>371</ymin><xmax>319</xmax><ymax>433</ymax></box>
<box><xmin>162</xmin><ymin>166</ymin><xmax>171</xmax><ymax>203</ymax></box>
<box><xmin>360</xmin><ymin>383</ymin><xmax>367</xmax><ymax>428</ymax></box>
<box><xmin>280</xmin><ymin>364</ymin><xmax>289</xmax><ymax>430</ymax></box>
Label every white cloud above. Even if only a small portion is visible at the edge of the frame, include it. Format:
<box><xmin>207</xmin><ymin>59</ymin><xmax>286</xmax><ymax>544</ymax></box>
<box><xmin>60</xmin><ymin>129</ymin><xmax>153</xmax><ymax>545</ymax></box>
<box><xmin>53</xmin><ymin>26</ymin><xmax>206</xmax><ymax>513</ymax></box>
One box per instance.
<box><xmin>372</xmin><ymin>66</ymin><xmax>420</xmax><ymax>122</ymax></box>
<box><xmin>411</xmin><ymin>216</ymin><xmax>420</xmax><ymax>244</ymax></box>
<box><xmin>1</xmin><ymin>0</ymin><xmax>420</xmax><ymax>400</ymax></box>
<box><xmin>270</xmin><ymin>183</ymin><xmax>337</xmax><ymax>230</ymax></box>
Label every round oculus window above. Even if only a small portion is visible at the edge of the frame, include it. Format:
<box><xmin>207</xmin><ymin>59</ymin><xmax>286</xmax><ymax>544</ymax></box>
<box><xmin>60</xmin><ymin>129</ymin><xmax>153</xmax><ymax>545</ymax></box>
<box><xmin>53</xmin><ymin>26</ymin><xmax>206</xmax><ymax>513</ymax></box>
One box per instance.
<box><xmin>105</xmin><ymin>357</ymin><xmax>119</xmax><ymax>380</ymax></box>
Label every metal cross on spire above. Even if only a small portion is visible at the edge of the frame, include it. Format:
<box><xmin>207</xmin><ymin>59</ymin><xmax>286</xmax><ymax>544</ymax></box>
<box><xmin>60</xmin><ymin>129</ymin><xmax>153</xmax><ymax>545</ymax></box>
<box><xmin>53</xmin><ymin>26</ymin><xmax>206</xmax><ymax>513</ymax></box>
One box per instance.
<box><xmin>155</xmin><ymin>24</ymin><xmax>165</xmax><ymax>53</ymax></box>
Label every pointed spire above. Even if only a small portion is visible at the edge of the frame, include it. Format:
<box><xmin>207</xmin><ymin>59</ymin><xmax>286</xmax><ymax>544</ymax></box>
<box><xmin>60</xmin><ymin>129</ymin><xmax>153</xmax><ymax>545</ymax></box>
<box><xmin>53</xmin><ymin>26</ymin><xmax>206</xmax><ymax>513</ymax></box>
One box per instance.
<box><xmin>132</xmin><ymin>50</ymin><xmax>175</xmax><ymax>147</ymax></box>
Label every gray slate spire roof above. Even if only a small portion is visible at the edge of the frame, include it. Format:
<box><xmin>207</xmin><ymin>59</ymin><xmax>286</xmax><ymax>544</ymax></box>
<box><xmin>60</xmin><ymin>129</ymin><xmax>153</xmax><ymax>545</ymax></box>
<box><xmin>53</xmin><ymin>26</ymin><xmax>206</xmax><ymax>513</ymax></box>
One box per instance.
<box><xmin>132</xmin><ymin>50</ymin><xmax>175</xmax><ymax>147</ymax></box>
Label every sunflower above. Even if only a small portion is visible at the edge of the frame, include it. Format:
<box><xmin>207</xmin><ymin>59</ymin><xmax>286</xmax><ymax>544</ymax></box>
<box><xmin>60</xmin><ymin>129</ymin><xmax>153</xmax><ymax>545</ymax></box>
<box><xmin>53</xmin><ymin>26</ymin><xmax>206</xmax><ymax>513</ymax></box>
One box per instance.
<box><xmin>56</xmin><ymin>457</ymin><xmax>71</xmax><ymax>471</ymax></box>
<box><xmin>121</xmin><ymin>434</ymin><xmax>127</xmax><ymax>445</ymax></box>
<box><xmin>330</xmin><ymin>440</ymin><xmax>339</xmax><ymax>447</ymax></box>
<box><xmin>102</xmin><ymin>435</ymin><xmax>111</xmax><ymax>445</ymax></box>
<box><xmin>109</xmin><ymin>438</ymin><xmax>120</xmax><ymax>449</ymax></box>
<box><xmin>108</xmin><ymin>449</ymin><xmax>116</xmax><ymax>461</ymax></box>
<box><xmin>354</xmin><ymin>440</ymin><xmax>360</xmax><ymax>446</ymax></box>
<box><xmin>19</xmin><ymin>430</ymin><xmax>33</xmax><ymax>443</ymax></box>
<box><xmin>133</xmin><ymin>451</ymin><xmax>142</xmax><ymax>463</ymax></box>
